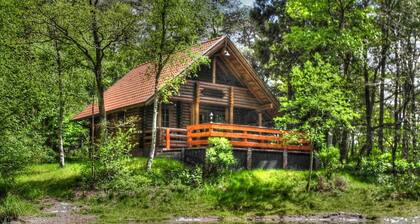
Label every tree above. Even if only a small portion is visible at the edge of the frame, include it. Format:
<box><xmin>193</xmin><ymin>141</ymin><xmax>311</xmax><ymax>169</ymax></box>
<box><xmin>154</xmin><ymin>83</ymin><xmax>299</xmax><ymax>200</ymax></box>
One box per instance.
<box><xmin>275</xmin><ymin>54</ymin><xmax>358</xmax><ymax>148</ymax></box>
<box><xmin>35</xmin><ymin>0</ymin><xmax>139</xmax><ymax>142</ymax></box>
<box><xmin>250</xmin><ymin>0</ymin><xmax>298</xmax><ymax>94</ymax></box>
<box><xmin>143</xmin><ymin>0</ymin><xmax>208</xmax><ymax>171</ymax></box>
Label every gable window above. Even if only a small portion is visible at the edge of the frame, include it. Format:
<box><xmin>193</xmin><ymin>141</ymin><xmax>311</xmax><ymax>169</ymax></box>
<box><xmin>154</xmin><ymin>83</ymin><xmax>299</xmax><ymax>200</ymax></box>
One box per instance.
<box><xmin>216</xmin><ymin>60</ymin><xmax>244</xmax><ymax>87</ymax></box>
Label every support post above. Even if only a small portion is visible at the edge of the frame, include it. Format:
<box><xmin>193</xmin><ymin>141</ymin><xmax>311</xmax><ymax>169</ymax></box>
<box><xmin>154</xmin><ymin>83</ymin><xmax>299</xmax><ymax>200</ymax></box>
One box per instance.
<box><xmin>166</xmin><ymin>128</ymin><xmax>170</xmax><ymax>150</ymax></box>
<box><xmin>247</xmin><ymin>148</ymin><xmax>252</xmax><ymax>170</ymax></box>
<box><xmin>258</xmin><ymin>112</ymin><xmax>263</xmax><ymax>127</ymax></box>
<box><xmin>283</xmin><ymin>149</ymin><xmax>288</xmax><ymax>169</ymax></box>
<box><xmin>229</xmin><ymin>86</ymin><xmax>234</xmax><ymax>124</ymax></box>
<box><xmin>212</xmin><ymin>58</ymin><xmax>216</xmax><ymax>84</ymax></box>
<box><xmin>181</xmin><ymin>148</ymin><xmax>185</xmax><ymax>162</ymax></box>
<box><xmin>194</xmin><ymin>82</ymin><xmax>201</xmax><ymax>124</ymax></box>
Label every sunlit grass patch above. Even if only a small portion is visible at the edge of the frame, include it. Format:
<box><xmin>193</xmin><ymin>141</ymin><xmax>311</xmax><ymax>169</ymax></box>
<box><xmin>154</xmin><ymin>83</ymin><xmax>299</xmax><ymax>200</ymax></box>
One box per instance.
<box><xmin>15</xmin><ymin>163</ymin><xmax>84</xmax><ymax>200</ymax></box>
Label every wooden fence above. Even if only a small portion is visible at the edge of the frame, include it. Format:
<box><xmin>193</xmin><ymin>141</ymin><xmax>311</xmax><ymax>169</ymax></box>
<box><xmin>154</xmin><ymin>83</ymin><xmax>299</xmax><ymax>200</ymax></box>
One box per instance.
<box><xmin>186</xmin><ymin>123</ymin><xmax>312</xmax><ymax>151</ymax></box>
<box><xmin>144</xmin><ymin>127</ymin><xmax>187</xmax><ymax>150</ymax></box>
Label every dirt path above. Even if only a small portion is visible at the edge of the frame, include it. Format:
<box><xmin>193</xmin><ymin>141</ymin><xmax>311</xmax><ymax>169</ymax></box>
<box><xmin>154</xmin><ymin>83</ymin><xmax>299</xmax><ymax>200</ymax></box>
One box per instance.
<box><xmin>12</xmin><ymin>198</ymin><xmax>96</xmax><ymax>224</ymax></box>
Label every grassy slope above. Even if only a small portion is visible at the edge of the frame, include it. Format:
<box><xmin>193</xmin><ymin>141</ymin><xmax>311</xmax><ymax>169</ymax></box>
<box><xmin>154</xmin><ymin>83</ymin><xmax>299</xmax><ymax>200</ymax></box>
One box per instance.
<box><xmin>11</xmin><ymin>158</ymin><xmax>420</xmax><ymax>222</ymax></box>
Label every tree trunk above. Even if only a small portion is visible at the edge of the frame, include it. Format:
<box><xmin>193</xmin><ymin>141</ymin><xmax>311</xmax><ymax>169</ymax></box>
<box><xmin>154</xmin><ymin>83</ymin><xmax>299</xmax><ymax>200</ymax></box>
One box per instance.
<box><xmin>90</xmin><ymin>0</ymin><xmax>107</xmax><ymax>142</ymax></box>
<box><xmin>146</xmin><ymin>91</ymin><xmax>160</xmax><ymax>171</ymax></box>
<box><xmin>339</xmin><ymin>129</ymin><xmax>348</xmax><ymax>162</ymax></box>
<box><xmin>54</xmin><ymin>39</ymin><xmax>65</xmax><ymax>168</ymax></box>
<box><xmin>378</xmin><ymin>54</ymin><xmax>386</xmax><ymax>152</ymax></box>
<box><xmin>392</xmin><ymin>45</ymin><xmax>400</xmax><ymax>173</ymax></box>
<box><xmin>378</xmin><ymin>9</ymin><xmax>389</xmax><ymax>152</ymax></box>
<box><xmin>362</xmin><ymin>51</ymin><xmax>375</xmax><ymax>157</ymax></box>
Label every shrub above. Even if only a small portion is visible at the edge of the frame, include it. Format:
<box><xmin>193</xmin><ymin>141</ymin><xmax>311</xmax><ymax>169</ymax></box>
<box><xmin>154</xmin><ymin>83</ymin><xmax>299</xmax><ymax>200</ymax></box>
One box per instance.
<box><xmin>316</xmin><ymin>146</ymin><xmax>341</xmax><ymax>178</ymax></box>
<box><xmin>84</xmin><ymin>119</ymin><xmax>137</xmax><ymax>187</ymax></box>
<box><xmin>205</xmin><ymin>137</ymin><xmax>236</xmax><ymax>177</ymax></box>
<box><xmin>175</xmin><ymin>166</ymin><xmax>203</xmax><ymax>187</ymax></box>
<box><xmin>0</xmin><ymin>194</ymin><xmax>25</xmax><ymax>222</ymax></box>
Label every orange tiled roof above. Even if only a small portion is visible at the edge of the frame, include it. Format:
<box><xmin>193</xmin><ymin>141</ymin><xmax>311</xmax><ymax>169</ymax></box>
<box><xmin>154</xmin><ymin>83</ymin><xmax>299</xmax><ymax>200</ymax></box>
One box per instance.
<box><xmin>73</xmin><ymin>36</ymin><xmax>225</xmax><ymax>120</ymax></box>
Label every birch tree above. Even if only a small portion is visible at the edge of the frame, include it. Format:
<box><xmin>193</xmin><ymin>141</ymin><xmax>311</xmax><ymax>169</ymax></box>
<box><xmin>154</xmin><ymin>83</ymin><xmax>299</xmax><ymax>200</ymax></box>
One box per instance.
<box><xmin>143</xmin><ymin>0</ymin><xmax>208</xmax><ymax>171</ymax></box>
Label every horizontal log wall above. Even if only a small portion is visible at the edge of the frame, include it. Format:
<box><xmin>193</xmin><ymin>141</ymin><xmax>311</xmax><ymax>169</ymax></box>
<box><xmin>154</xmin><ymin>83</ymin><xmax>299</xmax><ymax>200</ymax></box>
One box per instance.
<box><xmin>175</xmin><ymin>80</ymin><xmax>263</xmax><ymax>109</ymax></box>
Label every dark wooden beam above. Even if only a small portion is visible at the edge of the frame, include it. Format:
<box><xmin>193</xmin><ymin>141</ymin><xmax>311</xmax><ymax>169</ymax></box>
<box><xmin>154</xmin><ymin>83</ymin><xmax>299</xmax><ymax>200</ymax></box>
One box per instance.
<box><xmin>212</xmin><ymin>58</ymin><xmax>216</xmax><ymax>84</ymax></box>
<box><xmin>256</xmin><ymin>103</ymin><xmax>273</xmax><ymax>111</ymax></box>
<box><xmin>229</xmin><ymin>86</ymin><xmax>234</xmax><ymax>124</ymax></box>
<box><xmin>194</xmin><ymin>81</ymin><xmax>201</xmax><ymax>124</ymax></box>
<box><xmin>258</xmin><ymin>112</ymin><xmax>263</xmax><ymax>127</ymax></box>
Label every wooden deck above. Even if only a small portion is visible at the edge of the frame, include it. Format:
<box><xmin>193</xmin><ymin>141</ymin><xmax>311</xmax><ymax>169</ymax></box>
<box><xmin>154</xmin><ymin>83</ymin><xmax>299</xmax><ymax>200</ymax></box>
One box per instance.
<box><xmin>145</xmin><ymin>123</ymin><xmax>312</xmax><ymax>151</ymax></box>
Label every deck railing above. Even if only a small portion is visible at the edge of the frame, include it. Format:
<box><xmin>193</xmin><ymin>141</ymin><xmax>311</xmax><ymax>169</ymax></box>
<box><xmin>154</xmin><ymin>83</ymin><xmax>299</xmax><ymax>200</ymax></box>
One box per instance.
<box><xmin>144</xmin><ymin>127</ymin><xmax>188</xmax><ymax>150</ymax></box>
<box><xmin>186</xmin><ymin>123</ymin><xmax>312</xmax><ymax>151</ymax></box>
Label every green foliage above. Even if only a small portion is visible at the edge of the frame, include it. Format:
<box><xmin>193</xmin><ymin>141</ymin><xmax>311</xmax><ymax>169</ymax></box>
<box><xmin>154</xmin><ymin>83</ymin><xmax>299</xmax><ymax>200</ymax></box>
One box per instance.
<box><xmin>275</xmin><ymin>54</ymin><xmax>358</xmax><ymax>146</ymax></box>
<box><xmin>213</xmin><ymin>170</ymin><xmax>308</xmax><ymax>211</ymax></box>
<box><xmin>358</xmin><ymin>153</ymin><xmax>420</xmax><ymax>200</ymax></box>
<box><xmin>316</xmin><ymin>146</ymin><xmax>341</xmax><ymax>179</ymax></box>
<box><xmin>0</xmin><ymin>194</ymin><xmax>25</xmax><ymax>222</ymax></box>
<box><xmin>63</xmin><ymin>121</ymin><xmax>88</xmax><ymax>151</ymax></box>
<box><xmin>86</xmin><ymin>123</ymin><xmax>136</xmax><ymax>187</ymax></box>
<box><xmin>205</xmin><ymin>137</ymin><xmax>236</xmax><ymax>176</ymax></box>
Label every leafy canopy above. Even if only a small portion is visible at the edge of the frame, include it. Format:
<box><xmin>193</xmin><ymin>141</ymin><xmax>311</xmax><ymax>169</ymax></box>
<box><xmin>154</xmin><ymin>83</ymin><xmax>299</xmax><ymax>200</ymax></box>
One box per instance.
<box><xmin>275</xmin><ymin>54</ymin><xmax>358</xmax><ymax>146</ymax></box>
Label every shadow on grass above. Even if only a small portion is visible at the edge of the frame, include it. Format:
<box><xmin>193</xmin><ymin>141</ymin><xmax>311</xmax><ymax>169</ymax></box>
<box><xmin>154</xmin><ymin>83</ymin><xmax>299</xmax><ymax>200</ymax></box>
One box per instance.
<box><xmin>214</xmin><ymin>170</ymin><xmax>312</xmax><ymax>213</ymax></box>
<box><xmin>13</xmin><ymin>163</ymin><xmax>85</xmax><ymax>200</ymax></box>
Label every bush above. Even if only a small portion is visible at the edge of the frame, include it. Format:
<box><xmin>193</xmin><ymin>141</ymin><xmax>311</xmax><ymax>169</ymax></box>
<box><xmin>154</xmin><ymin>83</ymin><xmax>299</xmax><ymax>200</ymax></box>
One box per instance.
<box><xmin>205</xmin><ymin>137</ymin><xmax>236</xmax><ymax>177</ymax></box>
<box><xmin>316</xmin><ymin>146</ymin><xmax>341</xmax><ymax>178</ymax></box>
<box><xmin>316</xmin><ymin>175</ymin><xmax>347</xmax><ymax>192</ymax></box>
<box><xmin>0</xmin><ymin>194</ymin><xmax>25</xmax><ymax>222</ymax></box>
<box><xmin>358</xmin><ymin>153</ymin><xmax>419</xmax><ymax>199</ymax></box>
<box><xmin>84</xmin><ymin>120</ymin><xmax>137</xmax><ymax>187</ymax></box>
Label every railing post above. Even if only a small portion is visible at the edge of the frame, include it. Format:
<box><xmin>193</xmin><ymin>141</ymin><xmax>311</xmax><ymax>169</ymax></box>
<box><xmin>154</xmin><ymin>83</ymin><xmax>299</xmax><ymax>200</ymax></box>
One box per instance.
<box><xmin>166</xmin><ymin>128</ymin><xmax>170</xmax><ymax>150</ymax></box>
<box><xmin>181</xmin><ymin>148</ymin><xmax>185</xmax><ymax>162</ymax></box>
<box><xmin>246</xmin><ymin>148</ymin><xmax>252</xmax><ymax>170</ymax></box>
<box><xmin>187</xmin><ymin>126</ymin><xmax>193</xmax><ymax>148</ymax></box>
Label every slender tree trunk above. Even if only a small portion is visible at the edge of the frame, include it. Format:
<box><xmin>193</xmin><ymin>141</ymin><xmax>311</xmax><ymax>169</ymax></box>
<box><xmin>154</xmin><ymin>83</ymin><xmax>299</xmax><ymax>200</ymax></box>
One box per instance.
<box><xmin>147</xmin><ymin>2</ymin><xmax>167</xmax><ymax>171</ymax></box>
<box><xmin>409</xmin><ymin>36</ymin><xmax>417</xmax><ymax>161</ymax></box>
<box><xmin>378</xmin><ymin>9</ymin><xmax>389</xmax><ymax>152</ymax></box>
<box><xmin>147</xmin><ymin>88</ymin><xmax>160</xmax><ymax>171</ymax></box>
<box><xmin>54</xmin><ymin>39</ymin><xmax>65</xmax><ymax>168</ymax></box>
<box><xmin>339</xmin><ymin>129</ymin><xmax>348</xmax><ymax>162</ymax></box>
<box><xmin>362</xmin><ymin>51</ymin><xmax>376</xmax><ymax>157</ymax></box>
<box><xmin>392</xmin><ymin>45</ymin><xmax>400</xmax><ymax>173</ymax></box>
<box><xmin>378</xmin><ymin>52</ymin><xmax>386</xmax><ymax>152</ymax></box>
<box><xmin>350</xmin><ymin>131</ymin><xmax>355</xmax><ymax>158</ymax></box>
<box><xmin>90</xmin><ymin>0</ymin><xmax>107</xmax><ymax>142</ymax></box>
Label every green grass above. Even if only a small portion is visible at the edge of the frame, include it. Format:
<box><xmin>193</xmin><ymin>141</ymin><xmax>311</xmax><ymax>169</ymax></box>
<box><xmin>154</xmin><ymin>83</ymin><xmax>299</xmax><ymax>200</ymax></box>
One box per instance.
<box><xmin>7</xmin><ymin>158</ymin><xmax>420</xmax><ymax>223</ymax></box>
<box><xmin>15</xmin><ymin>162</ymin><xmax>85</xmax><ymax>200</ymax></box>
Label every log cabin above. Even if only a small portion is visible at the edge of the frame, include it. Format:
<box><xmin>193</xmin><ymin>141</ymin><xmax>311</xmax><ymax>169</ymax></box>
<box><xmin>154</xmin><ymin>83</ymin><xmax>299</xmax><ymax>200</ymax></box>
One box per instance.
<box><xmin>73</xmin><ymin>36</ymin><xmax>311</xmax><ymax>168</ymax></box>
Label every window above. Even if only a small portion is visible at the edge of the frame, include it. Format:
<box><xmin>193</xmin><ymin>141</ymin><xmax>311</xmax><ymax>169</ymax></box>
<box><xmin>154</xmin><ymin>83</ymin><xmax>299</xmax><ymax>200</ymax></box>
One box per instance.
<box><xmin>176</xmin><ymin>102</ymin><xmax>182</xmax><ymax>128</ymax></box>
<box><xmin>202</xmin><ymin>88</ymin><xmax>225</xmax><ymax>98</ymax></box>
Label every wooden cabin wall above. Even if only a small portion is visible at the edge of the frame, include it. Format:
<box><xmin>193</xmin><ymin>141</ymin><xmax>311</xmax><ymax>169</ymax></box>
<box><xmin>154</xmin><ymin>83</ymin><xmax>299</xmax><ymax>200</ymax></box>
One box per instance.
<box><xmin>161</xmin><ymin>101</ymin><xmax>191</xmax><ymax>128</ymax></box>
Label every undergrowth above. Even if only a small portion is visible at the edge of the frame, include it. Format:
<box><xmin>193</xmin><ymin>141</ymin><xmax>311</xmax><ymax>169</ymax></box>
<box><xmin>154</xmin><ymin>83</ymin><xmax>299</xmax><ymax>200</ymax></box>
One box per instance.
<box><xmin>6</xmin><ymin>157</ymin><xmax>420</xmax><ymax>222</ymax></box>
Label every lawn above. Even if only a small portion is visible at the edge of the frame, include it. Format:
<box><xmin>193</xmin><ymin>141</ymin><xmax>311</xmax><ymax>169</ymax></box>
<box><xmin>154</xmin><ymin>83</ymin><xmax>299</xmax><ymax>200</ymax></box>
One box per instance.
<box><xmin>6</xmin><ymin>158</ymin><xmax>420</xmax><ymax>223</ymax></box>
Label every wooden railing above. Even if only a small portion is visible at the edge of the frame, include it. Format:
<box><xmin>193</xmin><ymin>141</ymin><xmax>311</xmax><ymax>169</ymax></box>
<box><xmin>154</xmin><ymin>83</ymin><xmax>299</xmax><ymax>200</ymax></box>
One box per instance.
<box><xmin>186</xmin><ymin>123</ymin><xmax>312</xmax><ymax>151</ymax></box>
<box><xmin>144</xmin><ymin>127</ymin><xmax>187</xmax><ymax>150</ymax></box>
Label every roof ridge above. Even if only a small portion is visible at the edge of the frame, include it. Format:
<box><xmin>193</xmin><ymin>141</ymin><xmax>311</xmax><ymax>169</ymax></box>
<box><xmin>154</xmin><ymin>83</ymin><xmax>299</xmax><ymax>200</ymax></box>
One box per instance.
<box><xmin>199</xmin><ymin>35</ymin><xmax>225</xmax><ymax>44</ymax></box>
